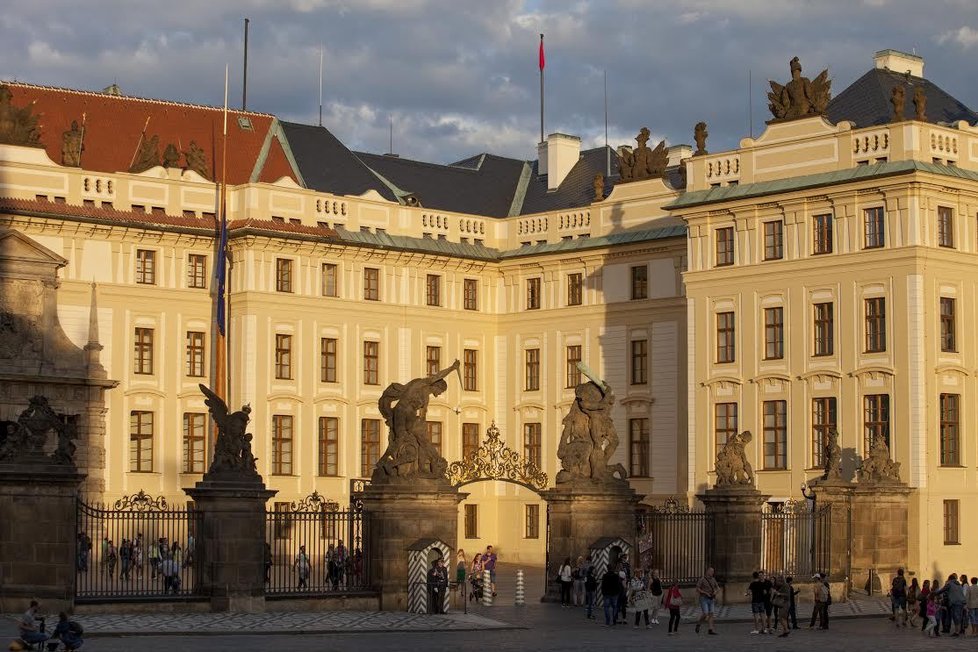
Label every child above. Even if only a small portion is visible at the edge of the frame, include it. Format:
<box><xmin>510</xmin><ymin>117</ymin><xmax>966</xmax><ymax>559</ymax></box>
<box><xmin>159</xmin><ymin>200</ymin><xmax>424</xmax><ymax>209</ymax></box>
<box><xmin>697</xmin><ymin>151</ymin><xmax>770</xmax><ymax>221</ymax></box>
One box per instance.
<box><xmin>664</xmin><ymin>581</ymin><xmax>683</xmax><ymax>635</ymax></box>
<box><xmin>924</xmin><ymin>592</ymin><xmax>939</xmax><ymax>637</ymax></box>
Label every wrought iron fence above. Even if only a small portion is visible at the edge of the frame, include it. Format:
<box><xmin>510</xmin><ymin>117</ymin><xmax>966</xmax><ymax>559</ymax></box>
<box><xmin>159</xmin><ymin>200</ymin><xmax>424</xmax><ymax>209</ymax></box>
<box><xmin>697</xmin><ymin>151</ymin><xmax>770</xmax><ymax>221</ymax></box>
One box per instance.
<box><xmin>636</xmin><ymin>498</ymin><xmax>715</xmax><ymax>585</ymax></box>
<box><xmin>76</xmin><ymin>492</ymin><xmax>200</xmax><ymax>601</ymax></box>
<box><xmin>761</xmin><ymin>501</ymin><xmax>831</xmax><ymax>578</ymax></box>
<box><xmin>265</xmin><ymin>491</ymin><xmax>370</xmax><ymax>596</ymax></box>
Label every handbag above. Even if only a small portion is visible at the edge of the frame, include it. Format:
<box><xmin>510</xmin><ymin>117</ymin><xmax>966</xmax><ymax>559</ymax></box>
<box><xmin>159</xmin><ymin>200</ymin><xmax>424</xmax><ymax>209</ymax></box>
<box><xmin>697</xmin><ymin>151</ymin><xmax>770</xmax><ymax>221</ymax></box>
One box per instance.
<box><xmin>772</xmin><ymin>592</ymin><xmax>788</xmax><ymax>609</ymax></box>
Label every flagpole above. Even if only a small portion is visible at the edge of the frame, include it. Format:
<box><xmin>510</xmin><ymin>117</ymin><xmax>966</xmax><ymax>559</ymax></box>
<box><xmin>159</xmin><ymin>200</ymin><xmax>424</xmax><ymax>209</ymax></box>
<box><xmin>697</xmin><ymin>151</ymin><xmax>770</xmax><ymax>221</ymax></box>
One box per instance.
<box><xmin>318</xmin><ymin>45</ymin><xmax>324</xmax><ymax>127</ymax></box>
<box><xmin>539</xmin><ymin>33</ymin><xmax>545</xmax><ymax>144</ymax></box>
<box><xmin>604</xmin><ymin>70</ymin><xmax>609</xmax><ymax>177</ymax></box>
<box><xmin>222</xmin><ymin>64</ymin><xmax>231</xmax><ymax>405</ymax></box>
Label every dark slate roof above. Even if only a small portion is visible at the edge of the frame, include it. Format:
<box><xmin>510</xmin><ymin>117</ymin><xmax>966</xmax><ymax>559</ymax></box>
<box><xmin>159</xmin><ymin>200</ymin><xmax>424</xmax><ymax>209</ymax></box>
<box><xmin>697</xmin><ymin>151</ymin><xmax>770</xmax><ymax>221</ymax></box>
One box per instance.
<box><xmin>279</xmin><ymin>121</ymin><xmax>398</xmax><ymax>201</ymax></box>
<box><xmin>519</xmin><ymin>146</ymin><xmax>620</xmax><ymax>215</ymax></box>
<box><xmin>354</xmin><ymin>151</ymin><xmax>526</xmax><ymax>217</ymax></box>
<box><xmin>827</xmin><ymin>68</ymin><xmax>978</xmax><ymax>128</ymax></box>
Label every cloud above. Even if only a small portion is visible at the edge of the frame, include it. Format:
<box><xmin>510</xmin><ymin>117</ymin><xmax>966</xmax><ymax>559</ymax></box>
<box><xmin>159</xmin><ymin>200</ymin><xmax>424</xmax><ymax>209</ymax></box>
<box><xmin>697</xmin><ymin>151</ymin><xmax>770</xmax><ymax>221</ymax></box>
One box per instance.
<box><xmin>937</xmin><ymin>26</ymin><xmax>978</xmax><ymax>49</ymax></box>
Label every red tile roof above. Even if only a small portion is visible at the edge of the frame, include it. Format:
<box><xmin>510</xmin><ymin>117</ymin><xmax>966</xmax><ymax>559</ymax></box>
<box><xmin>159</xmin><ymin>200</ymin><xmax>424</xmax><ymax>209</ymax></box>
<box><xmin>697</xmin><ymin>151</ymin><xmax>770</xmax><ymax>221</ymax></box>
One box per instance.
<box><xmin>4</xmin><ymin>82</ymin><xmax>298</xmax><ymax>186</ymax></box>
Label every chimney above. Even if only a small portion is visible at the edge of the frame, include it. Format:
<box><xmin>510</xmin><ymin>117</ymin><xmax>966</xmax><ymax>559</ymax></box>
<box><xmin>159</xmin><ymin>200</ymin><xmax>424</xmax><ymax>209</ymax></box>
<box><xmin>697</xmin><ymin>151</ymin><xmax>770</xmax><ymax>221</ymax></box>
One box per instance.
<box><xmin>874</xmin><ymin>49</ymin><xmax>924</xmax><ymax>78</ymax></box>
<box><xmin>537</xmin><ymin>133</ymin><xmax>581</xmax><ymax>191</ymax></box>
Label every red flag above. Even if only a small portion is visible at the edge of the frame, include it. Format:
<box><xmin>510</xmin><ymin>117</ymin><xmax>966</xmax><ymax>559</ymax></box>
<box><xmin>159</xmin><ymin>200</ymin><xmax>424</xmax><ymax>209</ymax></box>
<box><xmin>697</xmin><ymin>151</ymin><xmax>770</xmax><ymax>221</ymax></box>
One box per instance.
<box><xmin>539</xmin><ymin>34</ymin><xmax>545</xmax><ymax>70</ymax></box>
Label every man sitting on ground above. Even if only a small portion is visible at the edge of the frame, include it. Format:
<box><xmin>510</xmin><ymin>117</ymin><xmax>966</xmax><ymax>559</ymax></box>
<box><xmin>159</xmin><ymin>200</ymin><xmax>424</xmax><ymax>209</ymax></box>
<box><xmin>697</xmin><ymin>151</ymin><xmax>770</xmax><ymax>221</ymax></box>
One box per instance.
<box><xmin>17</xmin><ymin>600</ymin><xmax>48</xmax><ymax>648</ymax></box>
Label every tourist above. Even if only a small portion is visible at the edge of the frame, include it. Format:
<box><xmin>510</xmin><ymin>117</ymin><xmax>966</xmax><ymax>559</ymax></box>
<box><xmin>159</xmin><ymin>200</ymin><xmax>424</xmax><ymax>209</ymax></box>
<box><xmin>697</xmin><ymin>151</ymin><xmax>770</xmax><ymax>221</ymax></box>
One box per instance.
<box><xmin>17</xmin><ymin>600</ymin><xmax>47</xmax><ymax>648</ymax></box>
<box><xmin>906</xmin><ymin>577</ymin><xmax>920</xmax><ymax>628</ymax></box>
<box><xmin>294</xmin><ymin>544</ymin><xmax>310</xmax><ymax>590</ymax></box>
<box><xmin>352</xmin><ymin>548</ymin><xmax>364</xmax><ymax>586</ymax></box>
<box><xmin>573</xmin><ymin>555</ymin><xmax>587</xmax><ymax>607</ymax></box>
<box><xmin>615</xmin><ymin>568</ymin><xmax>628</xmax><ymax>624</ymax></box>
<box><xmin>119</xmin><ymin>539</ymin><xmax>132</xmax><ymax>581</ymax></box>
<box><xmin>469</xmin><ymin>552</ymin><xmax>483</xmax><ymax>602</ymax></box>
<box><xmin>335</xmin><ymin>539</ymin><xmax>348</xmax><ymax>589</ymax></box>
<box><xmin>132</xmin><ymin>538</ymin><xmax>143</xmax><ymax>579</ymax></box>
<box><xmin>664</xmin><ymin>581</ymin><xmax>683</xmax><ymax>635</ymax></box>
<box><xmin>584</xmin><ymin>564</ymin><xmax>597</xmax><ymax>620</ymax></box>
<box><xmin>960</xmin><ymin>574</ymin><xmax>970</xmax><ymax>635</ymax></box>
<box><xmin>171</xmin><ymin>541</ymin><xmax>183</xmax><ymax>568</ymax></box>
<box><xmin>148</xmin><ymin>537</ymin><xmax>161</xmax><ymax>579</ymax></box>
<box><xmin>648</xmin><ymin>568</ymin><xmax>663</xmax><ymax>624</ymax></box>
<box><xmin>747</xmin><ymin>570</ymin><xmax>768</xmax><ymax>634</ymax></box>
<box><xmin>761</xmin><ymin>570</ymin><xmax>774</xmax><ymax>633</ymax></box>
<box><xmin>161</xmin><ymin>554</ymin><xmax>181</xmax><ymax>594</ymax></box>
<box><xmin>924</xmin><ymin>592</ymin><xmax>940</xmax><ymax>637</ymax></box>
<box><xmin>105</xmin><ymin>539</ymin><xmax>117</xmax><ymax>579</ymax></box>
<box><xmin>935</xmin><ymin>572</ymin><xmax>966</xmax><ymax>636</ymax></box>
<box><xmin>76</xmin><ymin>532</ymin><xmax>91</xmax><ymax>572</ymax></box>
<box><xmin>628</xmin><ymin>568</ymin><xmax>652</xmax><ymax>628</ymax></box>
<box><xmin>558</xmin><ymin>557</ymin><xmax>574</xmax><ymax>607</ymax></box>
<box><xmin>694</xmin><ymin>566</ymin><xmax>719</xmax><ymax>635</ymax></box>
<box><xmin>600</xmin><ymin>565</ymin><xmax>620</xmax><ymax>626</ymax></box>
<box><xmin>889</xmin><ymin>567</ymin><xmax>908</xmax><ymax>626</ymax></box>
<box><xmin>968</xmin><ymin>576</ymin><xmax>978</xmax><ymax>636</ymax></box>
<box><xmin>809</xmin><ymin>572</ymin><xmax>829</xmax><ymax>629</ymax></box>
<box><xmin>484</xmin><ymin>545</ymin><xmax>498</xmax><ymax>597</ymax></box>
<box><xmin>772</xmin><ymin>575</ymin><xmax>791</xmax><ymax>637</ymax></box>
<box><xmin>184</xmin><ymin>534</ymin><xmax>195</xmax><ymax>568</ymax></box>
<box><xmin>455</xmin><ymin>548</ymin><xmax>467</xmax><ymax>592</ymax></box>
<box><xmin>264</xmin><ymin>542</ymin><xmax>273</xmax><ymax>585</ymax></box>
<box><xmin>49</xmin><ymin>611</ymin><xmax>84</xmax><ymax>651</ymax></box>
<box><xmin>786</xmin><ymin>576</ymin><xmax>800</xmax><ymax>629</ymax></box>
<box><xmin>918</xmin><ymin>579</ymin><xmax>931</xmax><ymax>632</ymax></box>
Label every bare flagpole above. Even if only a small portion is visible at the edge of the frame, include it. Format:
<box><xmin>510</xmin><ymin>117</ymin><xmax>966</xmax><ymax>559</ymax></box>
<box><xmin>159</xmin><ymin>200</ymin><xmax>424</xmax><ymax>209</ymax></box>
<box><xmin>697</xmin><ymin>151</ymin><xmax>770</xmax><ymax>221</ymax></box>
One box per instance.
<box><xmin>604</xmin><ymin>70</ymin><xmax>610</xmax><ymax>177</ymax></box>
<box><xmin>318</xmin><ymin>45</ymin><xmax>324</xmax><ymax>127</ymax></box>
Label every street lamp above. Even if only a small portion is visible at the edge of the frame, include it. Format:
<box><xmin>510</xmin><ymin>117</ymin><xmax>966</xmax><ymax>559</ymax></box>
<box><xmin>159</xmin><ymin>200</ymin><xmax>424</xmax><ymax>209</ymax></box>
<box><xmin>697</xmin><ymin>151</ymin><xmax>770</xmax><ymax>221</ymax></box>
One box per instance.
<box><xmin>801</xmin><ymin>482</ymin><xmax>816</xmax><ymax>511</ymax></box>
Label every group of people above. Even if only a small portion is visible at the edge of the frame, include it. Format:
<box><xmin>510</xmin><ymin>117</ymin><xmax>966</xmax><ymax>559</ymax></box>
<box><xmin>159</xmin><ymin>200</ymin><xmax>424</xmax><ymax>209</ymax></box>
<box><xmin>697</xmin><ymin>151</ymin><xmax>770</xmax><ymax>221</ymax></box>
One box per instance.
<box><xmin>889</xmin><ymin>568</ymin><xmax>978</xmax><ymax>637</ymax></box>
<box><xmin>745</xmin><ymin>570</ymin><xmax>829</xmax><ymax>636</ymax></box>
<box><xmin>285</xmin><ymin>540</ymin><xmax>363</xmax><ymax>590</ymax></box>
<box><xmin>461</xmin><ymin>545</ymin><xmax>498</xmax><ymax>602</ymax></box>
<box><xmin>14</xmin><ymin>601</ymin><xmax>84</xmax><ymax>651</ymax></box>
<box><xmin>76</xmin><ymin>532</ymin><xmax>190</xmax><ymax>593</ymax></box>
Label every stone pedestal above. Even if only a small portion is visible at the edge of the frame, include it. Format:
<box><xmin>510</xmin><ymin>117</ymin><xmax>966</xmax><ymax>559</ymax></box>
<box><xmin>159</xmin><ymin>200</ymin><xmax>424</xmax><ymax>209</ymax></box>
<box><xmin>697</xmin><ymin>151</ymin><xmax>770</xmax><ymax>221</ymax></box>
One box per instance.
<box><xmin>542</xmin><ymin>481</ymin><xmax>643</xmax><ymax>602</ymax></box>
<box><xmin>810</xmin><ymin>478</ymin><xmax>854</xmax><ymax>584</ymax></box>
<box><xmin>184</xmin><ymin>479</ymin><xmax>277</xmax><ymax>613</ymax></box>
<box><xmin>850</xmin><ymin>482</ymin><xmax>913</xmax><ymax>594</ymax></box>
<box><xmin>697</xmin><ymin>486</ymin><xmax>769</xmax><ymax>590</ymax></box>
<box><xmin>0</xmin><ymin>463</ymin><xmax>85</xmax><ymax>612</ymax></box>
<box><xmin>362</xmin><ymin>479</ymin><xmax>464</xmax><ymax>611</ymax></box>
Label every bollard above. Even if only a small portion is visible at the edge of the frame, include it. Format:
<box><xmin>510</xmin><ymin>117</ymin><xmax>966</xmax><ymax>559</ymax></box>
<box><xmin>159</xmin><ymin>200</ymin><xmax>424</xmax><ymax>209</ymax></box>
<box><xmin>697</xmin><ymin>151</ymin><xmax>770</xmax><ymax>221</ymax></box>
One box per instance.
<box><xmin>482</xmin><ymin>568</ymin><xmax>493</xmax><ymax>606</ymax></box>
<box><xmin>515</xmin><ymin>569</ymin><xmax>525</xmax><ymax>606</ymax></box>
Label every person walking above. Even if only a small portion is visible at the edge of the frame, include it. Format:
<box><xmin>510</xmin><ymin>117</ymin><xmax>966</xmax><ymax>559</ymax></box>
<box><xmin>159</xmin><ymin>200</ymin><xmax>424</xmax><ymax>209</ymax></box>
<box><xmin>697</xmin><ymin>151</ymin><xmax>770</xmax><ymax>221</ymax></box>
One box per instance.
<box><xmin>906</xmin><ymin>577</ymin><xmax>920</xmax><ymax>628</ymax></box>
<box><xmin>924</xmin><ymin>592</ymin><xmax>940</xmax><ymax>637</ymax></box>
<box><xmin>148</xmin><ymin>537</ymin><xmax>161</xmax><ymax>579</ymax></box>
<box><xmin>747</xmin><ymin>571</ymin><xmax>768</xmax><ymax>634</ymax></box>
<box><xmin>664</xmin><ymin>581</ymin><xmax>683</xmax><ymax>635</ymax></box>
<box><xmin>119</xmin><ymin>539</ymin><xmax>132</xmax><ymax>581</ymax></box>
<box><xmin>600</xmin><ymin>565</ymin><xmax>621</xmax><ymax>627</ymax></box>
<box><xmin>935</xmin><ymin>573</ymin><xmax>966</xmax><ymax>636</ymax></box>
<box><xmin>294</xmin><ymin>544</ymin><xmax>310</xmax><ymax>590</ymax></box>
<box><xmin>918</xmin><ymin>579</ymin><xmax>931</xmax><ymax>632</ymax></box>
<box><xmin>809</xmin><ymin>572</ymin><xmax>829</xmax><ymax>629</ymax></box>
<box><xmin>558</xmin><ymin>557</ymin><xmax>574</xmax><ymax>607</ymax></box>
<box><xmin>455</xmin><ymin>549</ymin><xmax>466</xmax><ymax>602</ymax></box>
<box><xmin>648</xmin><ymin>568</ymin><xmax>663</xmax><ymax>625</ymax></box>
<box><xmin>584</xmin><ymin>565</ymin><xmax>598</xmax><ymax>620</ymax></box>
<box><xmin>786</xmin><ymin>576</ymin><xmax>800</xmax><ymax>629</ymax></box>
<box><xmin>469</xmin><ymin>552</ymin><xmax>483</xmax><ymax>602</ymax></box>
<box><xmin>573</xmin><ymin>555</ymin><xmax>587</xmax><ymax>607</ymax></box>
<box><xmin>105</xmin><ymin>539</ymin><xmax>118</xmax><ymax>580</ymax></box>
<box><xmin>628</xmin><ymin>569</ymin><xmax>652</xmax><ymax>628</ymax></box>
<box><xmin>694</xmin><ymin>567</ymin><xmax>720</xmax><ymax>635</ymax></box>
<box><xmin>772</xmin><ymin>575</ymin><xmax>792</xmax><ymax>637</ymax></box>
<box><xmin>890</xmin><ymin>567</ymin><xmax>908</xmax><ymax>627</ymax></box>
<box><xmin>483</xmin><ymin>545</ymin><xmax>498</xmax><ymax>597</ymax></box>
<box><xmin>967</xmin><ymin>576</ymin><xmax>978</xmax><ymax>636</ymax></box>
<box><xmin>615</xmin><ymin>569</ymin><xmax>628</xmax><ymax>624</ymax></box>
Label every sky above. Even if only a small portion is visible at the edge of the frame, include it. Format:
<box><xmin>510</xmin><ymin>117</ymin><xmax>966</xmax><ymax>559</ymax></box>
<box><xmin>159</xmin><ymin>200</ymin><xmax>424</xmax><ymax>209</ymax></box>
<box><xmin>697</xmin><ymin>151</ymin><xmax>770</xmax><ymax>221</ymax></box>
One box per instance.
<box><xmin>3</xmin><ymin>0</ymin><xmax>978</xmax><ymax>165</ymax></box>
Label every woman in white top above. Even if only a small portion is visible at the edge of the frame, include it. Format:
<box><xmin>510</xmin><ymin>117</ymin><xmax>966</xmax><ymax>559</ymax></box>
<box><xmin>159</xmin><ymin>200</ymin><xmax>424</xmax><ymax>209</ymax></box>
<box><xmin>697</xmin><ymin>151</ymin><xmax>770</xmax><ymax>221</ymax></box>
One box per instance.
<box><xmin>558</xmin><ymin>557</ymin><xmax>574</xmax><ymax>606</ymax></box>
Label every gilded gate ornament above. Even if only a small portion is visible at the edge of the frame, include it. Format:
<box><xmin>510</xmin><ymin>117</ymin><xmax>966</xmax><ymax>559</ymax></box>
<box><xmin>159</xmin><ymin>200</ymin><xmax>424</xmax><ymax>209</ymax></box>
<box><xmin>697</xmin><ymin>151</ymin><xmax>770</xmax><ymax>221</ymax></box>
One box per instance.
<box><xmin>111</xmin><ymin>490</ymin><xmax>169</xmax><ymax>512</ymax></box>
<box><xmin>767</xmin><ymin>57</ymin><xmax>831</xmax><ymax>121</ymax></box>
<box><xmin>446</xmin><ymin>422</ymin><xmax>548</xmax><ymax>491</ymax></box>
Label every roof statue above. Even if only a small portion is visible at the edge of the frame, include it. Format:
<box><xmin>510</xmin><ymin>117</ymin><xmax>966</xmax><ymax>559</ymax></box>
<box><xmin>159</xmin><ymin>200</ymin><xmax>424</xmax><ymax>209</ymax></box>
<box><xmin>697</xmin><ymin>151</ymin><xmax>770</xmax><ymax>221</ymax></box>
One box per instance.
<box><xmin>858</xmin><ymin>432</ymin><xmax>901</xmax><ymax>484</ymax></box>
<box><xmin>555</xmin><ymin>362</ymin><xmax>628</xmax><ymax>485</ymax></box>
<box><xmin>693</xmin><ymin>122</ymin><xmax>708</xmax><ymax>156</ymax></box>
<box><xmin>913</xmin><ymin>85</ymin><xmax>927</xmax><ymax>121</ymax></box>
<box><xmin>0</xmin><ymin>84</ymin><xmax>42</xmax><ymax>148</ymax></box>
<box><xmin>0</xmin><ymin>395</ymin><xmax>78</xmax><ymax>466</ymax></box>
<box><xmin>198</xmin><ymin>383</ymin><xmax>260</xmax><ymax>480</ymax></box>
<box><xmin>617</xmin><ymin>127</ymin><xmax>668</xmax><ymax>183</ymax></box>
<box><xmin>714</xmin><ymin>430</ymin><xmax>754</xmax><ymax>487</ymax></box>
<box><xmin>130</xmin><ymin>134</ymin><xmax>160</xmax><ymax>173</ymax></box>
<box><xmin>372</xmin><ymin>359</ymin><xmax>460</xmax><ymax>482</ymax></box>
<box><xmin>821</xmin><ymin>427</ymin><xmax>842</xmax><ymax>481</ymax></box>
<box><xmin>184</xmin><ymin>140</ymin><xmax>209</xmax><ymax>179</ymax></box>
<box><xmin>768</xmin><ymin>57</ymin><xmax>831</xmax><ymax>122</ymax></box>
<box><xmin>162</xmin><ymin>143</ymin><xmax>181</xmax><ymax>168</ymax></box>
<box><xmin>592</xmin><ymin>173</ymin><xmax>605</xmax><ymax>202</ymax></box>
<box><xmin>61</xmin><ymin>120</ymin><xmax>84</xmax><ymax>167</ymax></box>
<box><xmin>890</xmin><ymin>85</ymin><xmax>906</xmax><ymax>123</ymax></box>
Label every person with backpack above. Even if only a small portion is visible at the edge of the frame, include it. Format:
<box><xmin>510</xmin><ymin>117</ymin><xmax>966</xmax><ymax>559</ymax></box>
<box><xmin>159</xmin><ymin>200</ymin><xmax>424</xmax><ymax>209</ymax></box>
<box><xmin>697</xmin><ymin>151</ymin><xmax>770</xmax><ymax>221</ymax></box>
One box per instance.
<box><xmin>584</xmin><ymin>565</ymin><xmax>598</xmax><ymax>620</ymax></box>
<box><xmin>809</xmin><ymin>572</ymin><xmax>829</xmax><ymax>629</ymax></box>
<box><xmin>50</xmin><ymin>611</ymin><xmax>84</xmax><ymax>650</ymax></box>
<box><xmin>664</xmin><ymin>581</ymin><xmax>683</xmax><ymax>635</ymax></box>
<box><xmin>600</xmin><ymin>565</ymin><xmax>621</xmax><ymax>626</ymax></box>
<box><xmin>889</xmin><ymin>567</ymin><xmax>908</xmax><ymax>627</ymax></box>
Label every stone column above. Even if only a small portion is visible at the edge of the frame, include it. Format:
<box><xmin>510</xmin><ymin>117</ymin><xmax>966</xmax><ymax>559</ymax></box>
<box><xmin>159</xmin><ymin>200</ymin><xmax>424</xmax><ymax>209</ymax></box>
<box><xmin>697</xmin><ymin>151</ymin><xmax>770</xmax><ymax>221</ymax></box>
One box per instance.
<box><xmin>0</xmin><ymin>464</ymin><xmax>85</xmax><ymax>613</ymax></box>
<box><xmin>362</xmin><ymin>479</ymin><xmax>464</xmax><ymax>611</ymax></box>
<box><xmin>697</xmin><ymin>486</ymin><xmax>769</xmax><ymax>599</ymax></box>
<box><xmin>542</xmin><ymin>482</ymin><xmax>643</xmax><ymax>602</ymax></box>
<box><xmin>849</xmin><ymin>483</ymin><xmax>913</xmax><ymax>594</ymax></box>
<box><xmin>184</xmin><ymin>479</ymin><xmax>277</xmax><ymax>613</ymax></box>
<box><xmin>810</xmin><ymin>478</ymin><xmax>854</xmax><ymax>586</ymax></box>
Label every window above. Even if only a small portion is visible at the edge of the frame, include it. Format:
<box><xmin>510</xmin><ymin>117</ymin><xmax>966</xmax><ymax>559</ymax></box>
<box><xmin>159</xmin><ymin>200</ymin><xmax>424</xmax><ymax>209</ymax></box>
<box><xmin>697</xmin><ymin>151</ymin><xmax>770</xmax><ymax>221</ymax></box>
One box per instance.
<box><xmin>361</xmin><ymin>419</ymin><xmax>381</xmax><ymax>477</ymax></box>
<box><xmin>275</xmin><ymin>258</ymin><xmax>293</xmax><ymax>293</ymax></box>
<box><xmin>864</xmin><ymin>297</ymin><xmax>886</xmax><ymax>352</ymax></box>
<box><xmin>764</xmin><ymin>307</ymin><xmax>784</xmax><ymax>360</ymax></box>
<box><xmin>364</xmin><ymin>267</ymin><xmax>380</xmax><ymax>301</ymax></box>
<box><xmin>126</xmin><ymin>410</ymin><xmax>155</xmax><ymax>473</ymax></box>
<box><xmin>715</xmin><ymin>227</ymin><xmax>734</xmax><ymax>266</ymax></box>
<box><xmin>426</xmin><ymin>421</ymin><xmax>443</xmax><ymax>456</ymax></box>
<box><xmin>271</xmin><ymin>415</ymin><xmax>293</xmax><ymax>475</ymax></box>
<box><xmin>463</xmin><ymin>278</ymin><xmax>478</xmax><ymax>311</ymax></box>
<box><xmin>629</xmin><ymin>418</ymin><xmax>650</xmax><ymax>477</ymax></box>
<box><xmin>273</xmin><ymin>502</ymin><xmax>292</xmax><ymax>539</ymax></box>
<box><xmin>525</xmin><ymin>349</ymin><xmax>540</xmax><ymax>391</ymax></box>
<box><xmin>813</xmin><ymin>214</ymin><xmax>833</xmax><ymax>255</ymax></box>
<box><xmin>463</xmin><ymin>349</ymin><xmax>478</xmax><ymax>391</ymax></box>
<box><xmin>525</xmin><ymin>504</ymin><xmax>540</xmax><ymax>539</ymax></box>
<box><xmin>716</xmin><ymin>312</ymin><xmax>735</xmax><ymax>363</ymax></box>
<box><xmin>426</xmin><ymin>346</ymin><xmax>441</xmax><ymax>377</ymax></box>
<box><xmin>319</xmin><ymin>416</ymin><xmax>339</xmax><ymax>476</ymax></box>
<box><xmin>275</xmin><ymin>334</ymin><xmax>293</xmax><ymax>380</ymax></box>
<box><xmin>763</xmin><ymin>221</ymin><xmax>784</xmax><ymax>260</ymax></box>
<box><xmin>763</xmin><ymin>400</ymin><xmax>787</xmax><ymax>470</ymax></box>
<box><xmin>363</xmin><ymin>341</ymin><xmax>379</xmax><ymax>385</ymax></box>
<box><xmin>813</xmin><ymin>302</ymin><xmax>834</xmax><ymax>356</ymax></box>
<box><xmin>187</xmin><ymin>254</ymin><xmax>207</xmax><ymax>288</ymax></box>
<box><xmin>462</xmin><ymin>423</ymin><xmax>480</xmax><ymax>459</ymax></box>
<box><xmin>631</xmin><ymin>265</ymin><xmax>648</xmax><ymax>300</ymax></box>
<box><xmin>321</xmin><ymin>337</ymin><xmax>337</xmax><ymax>383</ymax></box>
<box><xmin>135</xmin><ymin>249</ymin><xmax>156</xmax><ymax>285</ymax></box>
<box><xmin>943</xmin><ymin>500</ymin><xmax>960</xmax><ymax>545</ymax></box>
<box><xmin>864</xmin><ymin>207</ymin><xmax>885</xmax><ymax>249</ymax></box>
<box><xmin>863</xmin><ymin>394</ymin><xmax>890</xmax><ymax>453</ymax></box>
<box><xmin>940</xmin><ymin>298</ymin><xmax>956</xmax><ymax>352</ymax></box>
<box><xmin>183</xmin><ymin>412</ymin><xmax>206</xmax><ymax>473</ymax></box>
<box><xmin>940</xmin><ymin>393</ymin><xmax>960</xmax><ymax>466</ymax></box>
<box><xmin>134</xmin><ymin>327</ymin><xmax>154</xmax><ymax>375</ymax></box>
<box><xmin>322</xmin><ymin>263</ymin><xmax>338</xmax><ymax>297</ymax></box>
<box><xmin>523</xmin><ymin>423</ymin><xmax>541</xmax><ymax>468</ymax></box>
<box><xmin>426</xmin><ymin>274</ymin><xmax>441</xmax><ymax>307</ymax></box>
<box><xmin>567</xmin><ymin>273</ymin><xmax>583</xmax><ymax>306</ymax></box>
<box><xmin>186</xmin><ymin>331</ymin><xmax>205</xmax><ymax>377</ymax></box>
<box><xmin>714</xmin><ymin>403</ymin><xmax>738</xmax><ymax>459</ymax></box>
<box><xmin>464</xmin><ymin>504</ymin><xmax>479</xmax><ymax>539</ymax></box>
<box><xmin>811</xmin><ymin>398</ymin><xmax>836</xmax><ymax>469</ymax></box>
<box><xmin>938</xmin><ymin>206</ymin><xmax>954</xmax><ymax>248</ymax></box>
<box><xmin>526</xmin><ymin>277</ymin><xmax>541</xmax><ymax>310</ymax></box>
<box><xmin>566</xmin><ymin>345</ymin><xmax>582</xmax><ymax>388</ymax></box>
<box><xmin>631</xmin><ymin>340</ymin><xmax>648</xmax><ymax>384</ymax></box>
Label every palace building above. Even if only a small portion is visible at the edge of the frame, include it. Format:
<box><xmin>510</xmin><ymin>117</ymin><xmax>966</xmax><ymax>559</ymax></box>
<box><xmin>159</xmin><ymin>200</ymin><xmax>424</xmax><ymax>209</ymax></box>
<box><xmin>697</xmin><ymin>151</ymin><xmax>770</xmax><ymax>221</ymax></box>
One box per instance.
<box><xmin>0</xmin><ymin>48</ymin><xmax>976</xmax><ymax>572</ymax></box>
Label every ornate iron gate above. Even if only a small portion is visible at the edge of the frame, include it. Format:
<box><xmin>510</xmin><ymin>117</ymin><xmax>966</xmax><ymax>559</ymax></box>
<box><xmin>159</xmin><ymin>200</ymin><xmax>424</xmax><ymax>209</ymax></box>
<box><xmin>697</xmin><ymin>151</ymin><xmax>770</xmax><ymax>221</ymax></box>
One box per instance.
<box><xmin>75</xmin><ymin>491</ymin><xmax>200</xmax><ymax>601</ymax></box>
<box><xmin>761</xmin><ymin>501</ymin><xmax>831</xmax><ymax>577</ymax></box>
<box><xmin>636</xmin><ymin>498</ymin><xmax>715</xmax><ymax>585</ymax></box>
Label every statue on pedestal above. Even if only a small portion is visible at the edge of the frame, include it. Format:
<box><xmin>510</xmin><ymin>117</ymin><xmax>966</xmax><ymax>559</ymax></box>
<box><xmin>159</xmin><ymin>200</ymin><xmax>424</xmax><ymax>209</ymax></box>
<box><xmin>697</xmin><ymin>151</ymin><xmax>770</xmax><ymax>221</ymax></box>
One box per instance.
<box><xmin>61</xmin><ymin>120</ymin><xmax>84</xmax><ymax>167</ymax></box>
<box><xmin>890</xmin><ymin>85</ymin><xmax>906</xmax><ymax>123</ymax></box>
<box><xmin>858</xmin><ymin>433</ymin><xmax>901</xmax><ymax>484</ymax></box>
<box><xmin>0</xmin><ymin>395</ymin><xmax>77</xmax><ymax>466</ymax></box>
<box><xmin>714</xmin><ymin>430</ymin><xmax>754</xmax><ymax>487</ymax></box>
<box><xmin>199</xmin><ymin>384</ymin><xmax>259</xmax><ymax>480</ymax></box>
<box><xmin>821</xmin><ymin>427</ymin><xmax>842</xmax><ymax>481</ymax></box>
<box><xmin>913</xmin><ymin>86</ymin><xmax>927</xmax><ymax>121</ymax></box>
<box><xmin>693</xmin><ymin>122</ymin><xmax>709</xmax><ymax>156</ymax></box>
<box><xmin>556</xmin><ymin>363</ymin><xmax>628</xmax><ymax>485</ymax></box>
<box><xmin>767</xmin><ymin>57</ymin><xmax>831</xmax><ymax>122</ymax></box>
<box><xmin>373</xmin><ymin>360</ymin><xmax>460</xmax><ymax>482</ymax></box>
